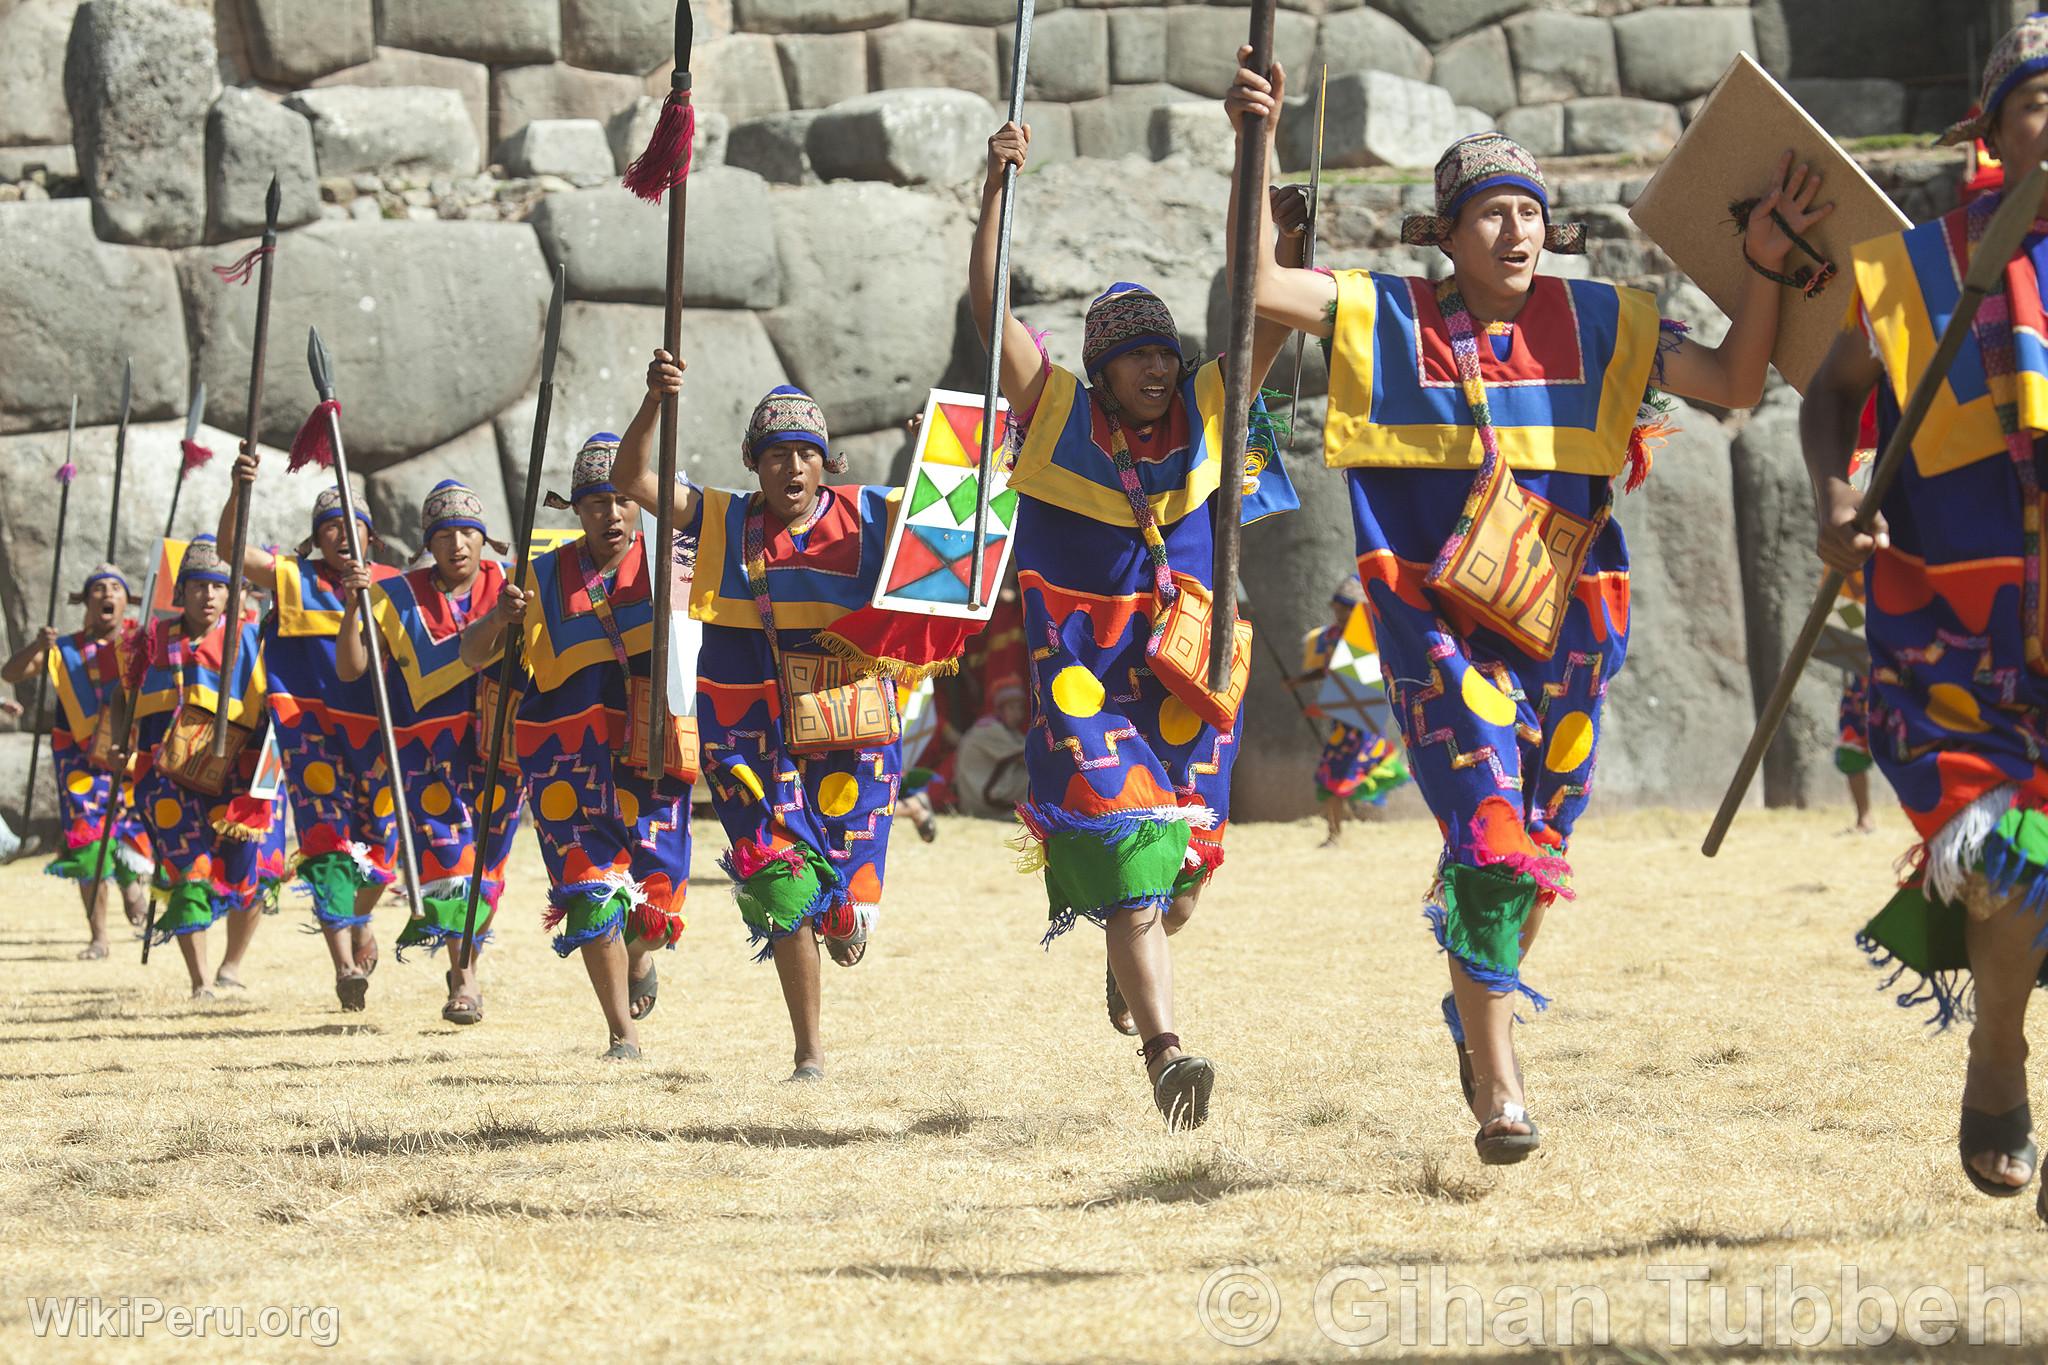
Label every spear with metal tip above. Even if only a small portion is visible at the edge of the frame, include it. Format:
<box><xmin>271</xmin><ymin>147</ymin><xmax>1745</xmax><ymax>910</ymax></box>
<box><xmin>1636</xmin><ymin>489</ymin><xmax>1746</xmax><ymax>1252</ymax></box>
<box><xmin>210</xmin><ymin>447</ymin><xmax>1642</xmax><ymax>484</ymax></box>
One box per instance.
<box><xmin>459</xmin><ymin>264</ymin><xmax>566</xmax><ymax>972</ymax></box>
<box><xmin>106</xmin><ymin>358</ymin><xmax>131</xmax><ymax>564</ymax></box>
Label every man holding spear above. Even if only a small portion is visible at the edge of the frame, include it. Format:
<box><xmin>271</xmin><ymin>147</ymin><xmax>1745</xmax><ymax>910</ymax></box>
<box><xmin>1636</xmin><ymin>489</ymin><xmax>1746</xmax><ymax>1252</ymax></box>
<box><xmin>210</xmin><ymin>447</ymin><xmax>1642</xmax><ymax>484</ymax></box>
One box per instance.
<box><xmin>1797</xmin><ymin>13</ymin><xmax>2048</xmax><ymax>1217</ymax></box>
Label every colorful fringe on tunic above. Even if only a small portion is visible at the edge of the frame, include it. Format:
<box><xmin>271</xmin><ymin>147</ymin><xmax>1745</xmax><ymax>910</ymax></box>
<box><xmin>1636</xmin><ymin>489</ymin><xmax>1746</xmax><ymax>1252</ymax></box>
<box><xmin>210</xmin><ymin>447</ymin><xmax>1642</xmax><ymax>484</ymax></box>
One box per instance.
<box><xmin>690</xmin><ymin>485</ymin><xmax>906</xmax><ymax>956</ymax></box>
<box><xmin>1005</xmin><ymin>355</ymin><xmax>1298</xmax><ymax>941</ymax></box>
<box><xmin>262</xmin><ymin>553</ymin><xmax>400</xmax><ymax>928</ymax></box>
<box><xmin>42</xmin><ymin>626</ymin><xmax>151</xmax><ymax>887</ymax></box>
<box><xmin>368</xmin><ymin>561</ymin><xmax>524</xmax><ymax>955</ymax></box>
<box><xmin>1846</xmin><ymin>196</ymin><xmax>2048</xmax><ymax>1025</ymax></box>
<box><xmin>129</xmin><ymin>614</ymin><xmax>288</xmax><ymax>942</ymax></box>
<box><xmin>517</xmin><ymin>533</ymin><xmax>690</xmax><ymax>956</ymax></box>
<box><xmin>1324</xmin><ymin>267</ymin><xmax>1672</xmax><ymax>1005</ymax></box>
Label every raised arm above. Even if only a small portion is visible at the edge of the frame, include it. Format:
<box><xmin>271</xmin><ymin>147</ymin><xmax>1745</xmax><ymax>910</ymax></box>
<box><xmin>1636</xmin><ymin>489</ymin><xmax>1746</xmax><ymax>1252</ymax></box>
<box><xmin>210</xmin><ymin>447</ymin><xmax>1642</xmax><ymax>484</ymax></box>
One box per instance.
<box><xmin>1223</xmin><ymin>53</ymin><xmax>1313</xmax><ymax>389</ymax></box>
<box><xmin>1657</xmin><ymin>153</ymin><xmax>1834</xmax><ymax>410</ymax></box>
<box><xmin>218</xmin><ymin>448</ymin><xmax>279</xmax><ymax>592</ymax></box>
<box><xmin>612</xmin><ymin>349</ymin><xmax>703</xmax><ymax>526</ymax></box>
<box><xmin>969</xmin><ymin>122</ymin><xmax>1050</xmax><ymax>417</ymax></box>
<box><xmin>1226</xmin><ymin>55</ymin><xmax>1339</xmax><ymax>339</ymax></box>
<box><xmin>0</xmin><ymin>625</ymin><xmax>59</xmax><ymax>685</ymax></box>
<box><xmin>1800</xmin><ymin>326</ymin><xmax>1889</xmax><ymax>575</ymax></box>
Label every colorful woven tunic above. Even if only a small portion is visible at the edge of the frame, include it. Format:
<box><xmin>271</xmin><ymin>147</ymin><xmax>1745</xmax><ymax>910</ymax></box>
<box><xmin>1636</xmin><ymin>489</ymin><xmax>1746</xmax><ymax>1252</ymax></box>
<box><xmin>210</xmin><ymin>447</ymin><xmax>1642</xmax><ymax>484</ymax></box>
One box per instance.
<box><xmin>368</xmin><ymin>560</ymin><xmax>523</xmax><ymax>954</ymax></box>
<box><xmin>1007</xmin><ymin>355</ymin><xmax>1298</xmax><ymax>939</ymax></box>
<box><xmin>262</xmin><ymin>552</ymin><xmax>402</xmax><ymax>928</ymax></box>
<box><xmin>1847</xmin><ymin>197</ymin><xmax>2048</xmax><ymax>1023</ymax></box>
<box><xmin>1300</xmin><ymin>623</ymin><xmax>1409</xmax><ymax>807</ymax></box>
<box><xmin>517</xmin><ymin>532</ymin><xmax>690</xmax><ymax>955</ymax></box>
<box><xmin>1324</xmin><ymin>266</ymin><xmax>1672</xmax><ymax>1003</ymax></box>
<box><xmin>129</xmin><ymin>613</ymin><xmax>288</xmax><ymax>942</ymax></box>
<box><xmin>690</xmin><ymin>484</ymin><xmax>905</xmax><ymax>954</ymax></box>
<box><xmin>43</xmin><ymin>625</ymin><xmax>151</xmax><ymax>886</ymax></box>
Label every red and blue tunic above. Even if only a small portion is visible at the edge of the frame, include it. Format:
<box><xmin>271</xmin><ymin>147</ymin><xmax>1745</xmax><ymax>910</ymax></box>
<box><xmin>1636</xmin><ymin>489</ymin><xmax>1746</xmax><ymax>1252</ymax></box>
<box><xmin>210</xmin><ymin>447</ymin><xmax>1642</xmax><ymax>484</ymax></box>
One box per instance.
<box><xmin>43</xmin><ymin>624</ymin><xmax>151</xmax><ymax>886</ymax></box>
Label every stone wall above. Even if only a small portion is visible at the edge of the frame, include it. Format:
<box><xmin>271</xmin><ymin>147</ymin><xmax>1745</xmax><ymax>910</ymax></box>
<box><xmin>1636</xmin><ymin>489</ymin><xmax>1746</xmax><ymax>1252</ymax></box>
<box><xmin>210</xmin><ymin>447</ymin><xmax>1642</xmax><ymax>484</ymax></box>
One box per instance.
<box><xmin>0</xmin><ymin>0</ymin><xmax>1996</xmax><ymax>824</ymax></box>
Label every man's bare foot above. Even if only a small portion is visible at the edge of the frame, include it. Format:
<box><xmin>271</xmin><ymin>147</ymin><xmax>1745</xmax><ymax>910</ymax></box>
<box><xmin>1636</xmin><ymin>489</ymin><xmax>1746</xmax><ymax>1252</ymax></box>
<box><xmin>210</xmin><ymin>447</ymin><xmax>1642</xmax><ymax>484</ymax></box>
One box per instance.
<box><xmin>787</xmin><ymin>1058</ymin><xmax>824</xmax><ymax>1082</ymax></box>
<box><xmin>189</xmin><ymin>985</ymin><xmax>215</xmax><ymax>1001</ymax></box>
<box><xmin>213</xmin><ymin>968</ymin><xmax>245</xmax><ymax>990</ymax></box>
<box><xmin>77</xmin><ymin>943</ymin><xmax>109</xmax><ymax>961</ymax></box>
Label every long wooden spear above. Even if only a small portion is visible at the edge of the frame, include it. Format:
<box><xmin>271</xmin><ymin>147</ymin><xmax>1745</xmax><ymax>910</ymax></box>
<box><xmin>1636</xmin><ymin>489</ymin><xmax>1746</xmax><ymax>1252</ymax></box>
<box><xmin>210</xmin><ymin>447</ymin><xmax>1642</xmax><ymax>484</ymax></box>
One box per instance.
<box><xmin>106</xmin><ymin>358</ymin><xmax>131</xmax><ymax>564</ymax></box>
<box><xmin>623</xmin><ymin>0</ymin><xmax>698</xmax><ymax>780</ymax></box>
<box><xmin>458</xmin><ymin>264</ymin><xmax>565</xmax><ymax>972</ymax></box>
<box><xmin>1211</xmin><ymin>0</ymin><xmax>1278</xmax><ymax>693</ymax></box>
<box><xmin>214</xmin><ymin>176</ymin><xmax>280</xmax><ymax>759</ymax></box>
<box><xmin>305</xmin><ymin>327</ymin><xmax>425</xmax><ymax>922</ymax></box>
<box><xmin>969</xmin><ymin>0</ymin><xmax>1036</xmax><ymax>611</ymax></box>
<box><xmin>1703</xmin><ymin>157</ymin><xmax>2048</xmax><ymax>856</ymax></box>
<box><xmin>20</xmin><ymin>397</ymin><xmax>78</xmax><ymax>848</ymax></box>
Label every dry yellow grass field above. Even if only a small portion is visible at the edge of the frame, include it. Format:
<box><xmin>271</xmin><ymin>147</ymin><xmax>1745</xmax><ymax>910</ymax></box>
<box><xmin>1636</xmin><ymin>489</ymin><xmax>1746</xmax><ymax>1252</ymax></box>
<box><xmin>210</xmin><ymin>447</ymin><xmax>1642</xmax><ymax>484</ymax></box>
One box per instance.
<box><xmin>1</xmin><ymin>803</ymin><xmax>2044</xmax><ymax>1361</ymax></box>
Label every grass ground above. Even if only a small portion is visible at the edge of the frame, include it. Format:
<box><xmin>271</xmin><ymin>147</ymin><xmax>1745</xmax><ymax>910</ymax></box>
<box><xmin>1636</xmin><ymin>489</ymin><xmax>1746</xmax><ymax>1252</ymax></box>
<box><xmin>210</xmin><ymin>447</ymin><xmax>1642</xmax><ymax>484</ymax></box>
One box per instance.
<box><xmin>0</xmin><ymin>803</ymin><xmax>2043</xmax><ymax>1361</ymax></box>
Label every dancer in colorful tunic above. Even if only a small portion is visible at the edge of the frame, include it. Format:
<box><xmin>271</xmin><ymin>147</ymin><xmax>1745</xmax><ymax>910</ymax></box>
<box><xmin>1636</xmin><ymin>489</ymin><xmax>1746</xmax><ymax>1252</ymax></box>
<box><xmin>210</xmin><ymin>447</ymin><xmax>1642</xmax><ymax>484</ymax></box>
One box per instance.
<box><xmin>616</xmin><ymin>359</ymin><xmax>914</xmax><ymax>1082</ymax></box>
<box><xmin>1</xmin><ymin>563</ymin><xmax>151</xmax><ymax>957</ymax></box>
<box><xmin>971</xmin><ymin>120</ymin><xmax>1302</xmax><ymax>1128</ymax></box>
<box><xmin>1802</xmin><ymin>12</ymin><xmax>2048</xmax><ymax>1209</ymax></box>
<box><xmin>127</xmin><ymin>536</ymin><xmax>288</xmax><ymax>999</ymax></box>
<box><xmin>460</xmin><ymin>434</ymin><xmax>689</xmax><ymax>1060</ymax></box>
<box><xmin>1287</xmin><ymin>575</ymin><xmax>1410</xmax><ymax>847</ymax></box>
<box><xmin>219</xmin><ymin>459</ymin><xmax>400</xmax><ymax>1011</ymax></box>
<box><xmin>1835</xmin><ymin>670</ymin><xmax>1878</xmax><ymax>835</ymax></box>
<box><xmin>335</xmin><ymin>480</ymin><xmax>519</xmax><ymax>1026</ymax></box>
<box><xmin>1228</xmin><ymin>54</ymin><xmax>1826</xmax><ymax>1160</ymax></box>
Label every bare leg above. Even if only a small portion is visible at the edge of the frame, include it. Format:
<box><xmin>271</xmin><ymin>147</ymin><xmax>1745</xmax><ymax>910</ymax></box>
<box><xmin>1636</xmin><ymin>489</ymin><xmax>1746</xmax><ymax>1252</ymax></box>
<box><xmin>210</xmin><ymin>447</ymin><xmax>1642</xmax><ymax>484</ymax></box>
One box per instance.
<box><xmin>1164</xmin><ymin>881</ymin><xmax>1202</xmax><ymax>937</ymax></box>
<box><xmin>1848</xmin><ymin>770</ymin><xmax>1877</xmax><ymax>833</ymax></box>
<box><xmin>350</xmin><ymin>883</ymin><xmax>382</xmax><ymax>971</ymax></box>
<box><xmin>580</xmin><ymin>933</ymin><xmax>637</xmax><ymax>1054</ymax></box>
<box><xmin>177</xmin><ymin>928</ymin><xmax>211</xmax><ymax>997</ymax></box>
<box><xmin>216</xmin><ymin>904</ymin><xmax>262</xmax><ymax>987</ymax></box>
<box><xmin>772</xmin><ymin>928</ymin><xmax>824</xmax><ymax>1076</ymax></box>
<box><xmin>1961</xmin><ymin>893</ymin><xmax>2048</xmax><ymax>1189</ymax></box>
<box><xmin>1320</xmin><ymin>795</ymin><xmax>1343</xmax><ymax>848</ymax></box>
<box><xmin>119</xmin><ymin>880</ymin><xmax>147</xmax><ymax>930</ymax></box>
<box><xmin>447</xmin><ymin>908</ymin><xmax>491</xmax><ymax>1011</ymax></box>
<box><xmin>1451</xmin><ymin>898</ymin><xmax>1547</xmax><ymax>1140</ymax></box>
<box><xmin>1106</xmin><ymin>904</ymin><xmax>1182</xmax><ymax>1082</ymax></box>
<box><xmin>322</xmin><ymin>927</ymin><xmax>359</xmax><ymax>975</ymax></box>
<box><xmin>77</xmin><ymin>881</ymin><xmax>109</xmax><ymax>958</ymax></box>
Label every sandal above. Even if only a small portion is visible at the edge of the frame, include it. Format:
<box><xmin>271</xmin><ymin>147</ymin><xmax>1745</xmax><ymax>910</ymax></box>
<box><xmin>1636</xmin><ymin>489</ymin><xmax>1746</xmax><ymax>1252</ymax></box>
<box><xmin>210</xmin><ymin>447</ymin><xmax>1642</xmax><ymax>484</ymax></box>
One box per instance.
<box><xmin>1152</xmin><ymin>1054</ymin><xmax>1215</xmax><ymax>1132</ymax></box>
<box><xmin>1474</xmin><ymin>1104</ymin><xmax>1541</xmax><ymax>1165</ymax></box>
<box><xmin>336</xmin><ymin>969</ymin><xmax>368</xmax><ymax>1013</ymax></box>
<box><xmin>629</xmin><ymin>961</ymin><xmax>658</xmax><ymax>1020</ymax></box>
<box><xmin>1106</xmin><ymin>962</ymin><xmax>1137</xmax><ymax>1037</ymax></box>
<box><xmin>1959</xmin><ymin>1103</ymin><xmax>2037</xmax><ymax>1198</ymax></box>
<box><xmin>825</xmin><ymin>930</ymin><xmax>867</xmax><ymax>968</ymax></box>
<box><xmin>76</xmin><ymin>943</ymin><xmax>109</xmax><ymax>961</ymax></box>
<box><xmin>442</xmin><ymin>991</ymin><xmax>483</xmax><ymax>1026</ymax></box>
<box><xmin>787</xmin><ymin>1063</ymin><xmax>824</xmax><ymax>1083</ymax></box>
<box><xmin>1441</xmin><ymin>993</ymin><xmax>1473</xmax><ymax>1105</ymax></box>
<box><xmin>213</xmin><ymin>969</ymin><xmax>245</xmax><ymax>990</ymax></box>
<box><xmin>601</xmin><ymin>1040</ymin><xmax>641</xmax><ymax>1061</ymax></box>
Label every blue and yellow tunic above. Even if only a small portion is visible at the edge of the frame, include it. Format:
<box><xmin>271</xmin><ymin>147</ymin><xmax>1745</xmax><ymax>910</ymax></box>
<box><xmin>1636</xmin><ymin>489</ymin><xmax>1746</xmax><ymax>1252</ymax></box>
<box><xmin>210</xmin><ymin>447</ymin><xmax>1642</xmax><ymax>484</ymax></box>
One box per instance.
<box><xmin>43</xmin><ymin>625</ymin><xmax>151</xmax><ymax>884</ymax></box>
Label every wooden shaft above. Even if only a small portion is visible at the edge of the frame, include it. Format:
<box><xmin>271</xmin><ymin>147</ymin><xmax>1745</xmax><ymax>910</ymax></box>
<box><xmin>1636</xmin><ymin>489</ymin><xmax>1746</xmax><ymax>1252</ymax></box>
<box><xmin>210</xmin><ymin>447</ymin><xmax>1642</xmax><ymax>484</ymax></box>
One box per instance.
<box><xmin>648</xmin><ymin>176</ymin><xmax>688</xmax><ymax>780</ymax></box>
<box><xmin>22</xmin><ymin>477</ymin><xmax>72</xmax><ymax>838</ymax></box>
<box><xmin>214</xmin><ymin>230</ymin><xmax>277</xmax><ymax>759</ymax></box>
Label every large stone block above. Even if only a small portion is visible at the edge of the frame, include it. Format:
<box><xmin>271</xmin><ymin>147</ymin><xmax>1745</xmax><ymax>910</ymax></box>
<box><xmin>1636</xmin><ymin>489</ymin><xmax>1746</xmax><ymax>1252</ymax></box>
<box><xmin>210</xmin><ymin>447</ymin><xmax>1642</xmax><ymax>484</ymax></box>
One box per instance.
<box><xmin>910</xmin><ymin>0</ymin><xmax>1043</xmax><ymax>23</ymax></box>
<box><xmin>776</xmin><ymin>32</ymin><xmax>869</xmax><ymax>110</ymax></box>
<box><xmin>872</xmin><ymin>21</ymin><xmax>1000</xmax><ymax>104</ymax></box>
<box><xmin>726</xmin><ymin>111</ymin><xmax>820</xmax><ymax>184</ymax></box>
<box><xmin>1148</xmin><ymin>103</ymin><xmax>1232</xmax><ymax>175</ymax></box>
<box><xmin>310</xmin><ymin>47</ymin><xmax>491</xmax><ymax>156</ymax></box>
<box><xmin>1594</xmin><ymin>404</ymin><xmax>1759</xmax><ymax>809</ymax></box>
<box><xmin>492</xmin><ymin>64</ymin><xmax>645</xmax><ymax>156</ymax></box>
<box><xmin>1020</xmin><ymin>100</ymin><xmax>1076</xmax><ymax>165</ymax></box>
<box><xmin>1165</xmin><ymin>6</ymin><xmax>1315</xmax><ymax>99</ymax></box>
<box><xmin>1785</xmin><ymin>78</ymin><xmax>1910</xmax><ymax>141</ymax></box>
<box><xmin>242</xmin><ymin>0</ymin><xmax>374</xmax><ymax>85</ymax></box>
<box><xmin>0</xmin><ymin>0</ymin><xmax>80</xmax><ymax>147</ymax></box>
<box><xmin>562</xmin><ymin>0</ymin><xmax>681</xmax><ymax>75</ymax></box>
<box><xmin>805</xmin><ymin>88</ymin><xmax>995</xmax><ymax>186</ymax></box>
<box><xmin>609</xmin><ymin>98</ymin><xmax>730</xmax><ymax>174</ymax></box>
<box><xmin>1107</xmin><ymin>8</ymin><xmax>1165</xmax><ymax>84</ymax></box>
<box><xmin>1751</xmin><ymin>0</ymin><xmax>1970</xmax><ymax>84</ymax></box>
<box><xmin>1504</xmin><ymin>11</ymin><xmax>1616</xmax><ymax>105</ymax></box>
<box><xmin>1612</xmin><ymin>7</ymin><xmax>1755</xmax><ymax>104</ymax></box>
<box><xmin>1729</xmin><ymin>384</ymin><xmax>1841</xmax><ymax>808</ymax></box>
<box><xmin>287</xmin><ymin>86</ymin><xmax>480</xmax><ymax>178</ymax></box>
<box><xmin>179</xmin><ymin>220</ymin><xmax>551</xmax><ymax>467</ymax></box>
<box><xmin>733</xmin><ymin>0</ymin><xmax>905</xmax><ymax>34</ymax></box>
<box><xmin>1561</xmin><ymin>96</ymin><xmax>1680</xmax><ymax>158</ymax></box>
<box><xmin>493</xmin><ymin>304</ymin><xmax>791</xmax><ymax>504</ymax></box>
<box><xmin>205</xmin><ymin>88</ymin><xmax>320</xmax><ymax>242</ymax></box>
<box><xmin>1069</xmin><ymin>83</ymin><xmax>1200</xmax><ymax>161</ymax></box>
<box><xmin>1316</xmin><ymin>8</ymin><xmax>1430</xmax><ymax>84</ymax></box>
<box><xmin>0</xmin><ymin>145</ymin><xmax>77</xmax><ymax>182</ymax></box>
<box><xmin>501</xmin><ymin>119</ymin><xmax>616</xmax><ymax>181</ymax></box>
<box><xmin>364</xmin><ymin>422</ymin><xmax>512</xmax><ymax>562</ymax></box>
<box><xmin>764</xmin><ymin>181</ymin><xmax>970</xmax><ymax>433</ymax></box>
<box><xmin>0</xmin><ymin>200</ymin><xmax>189</xmax><ymax>434</ymax></box>
<box><xmin>659</xmin><ymin>34</ymin><xmax>790</xmax><ymax>123</ymax></box>
<box><xmin>1431</xmin><ymin>24</ymin><xmax>1514</xmax><ymax>118</ymax></box>
<box><xmin>376</xmin><ymin>0</ymin><xmax>562</xmax><ymax>64</ymax></box>
<box><xmin>0</xmin><ymin>733</ymin><xmax>61</xmax><ymax>849</ymax></box>
<box><xmin>1014</xmin><ymin>9</ymin><xmax>1109</xmax><ymax>103</ymax></box>
<box><xmin>528</xmin><ymin>172</ymin><xmax>780</xmax><ymax>308</ymax></box>
<box><xmin>1496</xmin><ymin>102</ymin><xmax>1563</xmax><ymax>157</ymax></box>
<box><xmin>1371</xmin><ymin>0</ymin><xmax>1527</xmax><ymax>47</ymax></box>
<box><xmin>64</xmin><ymin>0</ymin><xmax>216</xmax><ymax>248</ymax></box>
<box><xmin>1004</xmin><ymin>155</ymin><xmax>1225</xmax><ymax>323</ymax></box>
<box><xmin>1278</xmin><ymin>70</ymin><xmax>1459</xmax><ymax>172</ymax></box>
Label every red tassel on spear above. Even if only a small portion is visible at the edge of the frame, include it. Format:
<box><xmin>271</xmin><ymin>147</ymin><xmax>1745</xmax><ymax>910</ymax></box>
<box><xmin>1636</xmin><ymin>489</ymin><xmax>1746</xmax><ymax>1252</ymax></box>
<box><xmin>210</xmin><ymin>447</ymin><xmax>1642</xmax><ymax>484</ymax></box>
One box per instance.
<box><xmin>287</xmin><ymin>399</ymin><xmax>340</xmax><ymax>471</ymax></box>
<box><xmin>622</xmin><ymin>12</ymin><xmax>697</xmax><ymax>207</ymax></box>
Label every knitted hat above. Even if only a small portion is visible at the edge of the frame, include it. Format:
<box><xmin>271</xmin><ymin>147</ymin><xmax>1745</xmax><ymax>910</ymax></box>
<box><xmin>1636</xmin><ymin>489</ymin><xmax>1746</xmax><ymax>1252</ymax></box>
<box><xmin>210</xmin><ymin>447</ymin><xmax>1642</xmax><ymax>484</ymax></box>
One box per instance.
<box><xmin>1082</xmin><ymin>282</ymin><xmax>1182</xmax><ymax>381</ymax></box>
<box><xmin>743</xmin><ymin>386</ymin><xmax>846</xmax><ymax>473</ymax></box>
<box><xmin>297</xmin><ymin>484</ymin><xmax>377</xmax><ymax>557</ymax></box>
<box><xmin>419</xmin><ymin>478</ymin><xmax>510</xmax><ymax>555</ymax></box>
<box><xmin>177</xmin><ymin>534</ymin><xmax>230</xmax><ymax>587</ymax></box>
<box><xmin>1943</xmin><ymin>11</ymin><xmax>2048</xmax><ymax>146</ymax></box>
<box><xmin>1399</xmin><ymin>132</ymin><xmax>1585</xmax><ymax>255</ymax></box>
<box><xmin>545</xmin><ymin>432</ymin><xmax>622</xmax><ymax>509</ymax></box>
<box><xmin>68</xmin><ymin>562</ymin><xmax>132</xmax><ymax>606</ymax></box>
<box><xmin>1330</xmin><ymin>576</ymin><xmax>1366</xmax><ymax>608</ymax></box>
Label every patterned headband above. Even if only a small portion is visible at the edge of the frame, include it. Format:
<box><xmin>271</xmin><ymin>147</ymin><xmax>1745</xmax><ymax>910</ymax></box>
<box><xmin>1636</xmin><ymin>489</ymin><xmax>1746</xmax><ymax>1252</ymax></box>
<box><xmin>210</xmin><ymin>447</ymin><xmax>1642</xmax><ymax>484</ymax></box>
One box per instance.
<box><xmin>419</xmin><ymin>478</ymin><xmax>509</xmax><ymax>555</ymax></box>
<box><xmin>1399</xmin><ymin>132</ymin><xmax>1586</xmax><ymax>255</ymax></box>
<box><xmin>743</xmin><ymin>386</ymin><xmax>845</xmax><ymax>474</ymax></box>
<box><xmin>298</xmin><ymin>484</ymin><xmax>378</xmax><ymax>557</ymax></box>
<box><xmin>545</xmin><ymin>434</ymin><xmax>623</xmax><ymax>510</ymax></box>
<box><xmin>68</xmin><ymin>562</ymin><xmax>132</xmax><ymax>606</ymax></box>
<box><xmin>178</xmin><ymin>535</ymin><xmax>230</xmax><ymax>587</ymax></box>
<box><xmin>1943</xmin><ymin>11</ymin><xmax>2048</xmax><ymax>146</ymax></box>
<box><xmin>1083</xmin><ymin>282</ymin><xmax>1182</xmax><ymax>380</ymax></box>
